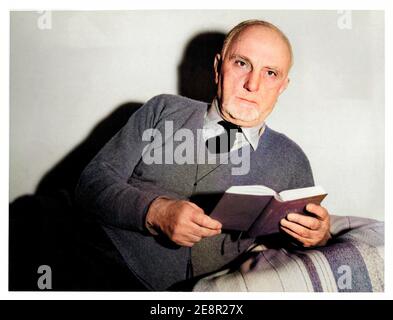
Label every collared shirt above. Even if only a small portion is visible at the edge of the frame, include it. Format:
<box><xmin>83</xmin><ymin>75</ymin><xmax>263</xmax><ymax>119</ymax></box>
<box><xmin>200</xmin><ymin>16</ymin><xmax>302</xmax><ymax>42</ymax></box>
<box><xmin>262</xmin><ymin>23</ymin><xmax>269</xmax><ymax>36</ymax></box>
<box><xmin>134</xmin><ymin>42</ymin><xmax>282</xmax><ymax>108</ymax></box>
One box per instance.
<box><xmin>147</xmin><ymin>98</ymin><xmax>265</xmax><ymax>235</ymax></box>
<box><xmin>202</xmin><ymin>98</ymin><xmax>265</xmax><ymax>151</ymax></box>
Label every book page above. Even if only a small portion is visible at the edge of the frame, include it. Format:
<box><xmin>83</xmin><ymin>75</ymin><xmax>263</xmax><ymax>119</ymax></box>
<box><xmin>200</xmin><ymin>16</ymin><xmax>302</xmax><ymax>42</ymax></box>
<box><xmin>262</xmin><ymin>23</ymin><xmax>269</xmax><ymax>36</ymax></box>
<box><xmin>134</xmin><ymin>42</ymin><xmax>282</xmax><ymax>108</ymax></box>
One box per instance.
<box><xmin>278</xmin><ymin>185</ymin><xmax>326</xmax><ymax>202</ymax></box>
<box><xmin>225</xmin><ymin>185</ymin><xmax>276</xmax><ymax>196</ymax></box>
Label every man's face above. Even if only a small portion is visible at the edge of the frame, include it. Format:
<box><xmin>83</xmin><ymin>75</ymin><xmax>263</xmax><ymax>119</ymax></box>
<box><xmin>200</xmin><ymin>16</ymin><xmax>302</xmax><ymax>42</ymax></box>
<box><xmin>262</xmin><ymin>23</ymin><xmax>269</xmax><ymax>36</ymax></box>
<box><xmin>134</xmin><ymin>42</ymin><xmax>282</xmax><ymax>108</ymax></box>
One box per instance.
<box><xmin>214</xmin><ymin>26</ymin><xmax>291</xmax><ymax>127</ymax></box>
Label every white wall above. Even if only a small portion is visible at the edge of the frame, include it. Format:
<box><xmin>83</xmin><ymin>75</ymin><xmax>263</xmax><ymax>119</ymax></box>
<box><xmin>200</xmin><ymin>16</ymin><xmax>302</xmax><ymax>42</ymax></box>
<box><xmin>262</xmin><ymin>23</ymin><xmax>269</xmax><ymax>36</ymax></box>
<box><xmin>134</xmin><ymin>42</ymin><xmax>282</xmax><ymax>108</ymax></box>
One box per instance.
<box><xmin>10</xmin><ymin>10</ymin><xmax>384</xmax><ymax>220</ymax></box>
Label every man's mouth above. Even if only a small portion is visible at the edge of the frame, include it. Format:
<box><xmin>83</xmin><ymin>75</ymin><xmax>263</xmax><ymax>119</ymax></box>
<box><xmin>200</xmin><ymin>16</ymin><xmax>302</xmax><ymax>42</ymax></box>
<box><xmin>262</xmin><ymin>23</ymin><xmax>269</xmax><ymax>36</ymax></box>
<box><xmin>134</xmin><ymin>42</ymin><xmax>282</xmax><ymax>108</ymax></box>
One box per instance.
<box><xmin>237</xmin><ymin>97</ymin><xmax>257</xmax><ymax>105</ymax></box>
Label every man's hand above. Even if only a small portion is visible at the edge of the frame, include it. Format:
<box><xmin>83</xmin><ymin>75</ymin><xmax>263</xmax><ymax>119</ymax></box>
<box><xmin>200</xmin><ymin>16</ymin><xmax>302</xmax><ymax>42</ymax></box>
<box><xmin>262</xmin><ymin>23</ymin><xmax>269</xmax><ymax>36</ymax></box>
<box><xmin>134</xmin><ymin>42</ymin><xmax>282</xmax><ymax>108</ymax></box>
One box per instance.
<box><xmin>146</xmin><ymin>197</ymin><xmax>222</xmax><ymax>247</ymax></box>
<box><xmin>280</xmin><ymin>203</ymin><xmax>331</xmax><ymax>247</ymax></box>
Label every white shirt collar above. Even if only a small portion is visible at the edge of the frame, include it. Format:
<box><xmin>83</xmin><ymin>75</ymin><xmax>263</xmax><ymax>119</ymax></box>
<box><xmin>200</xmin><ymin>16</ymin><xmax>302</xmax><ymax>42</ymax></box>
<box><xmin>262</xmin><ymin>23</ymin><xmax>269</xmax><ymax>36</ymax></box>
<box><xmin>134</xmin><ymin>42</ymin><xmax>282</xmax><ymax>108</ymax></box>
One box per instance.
<box><xmin>203</xmin><ymin>98</ymin><xmax>265</xmax><ymax>151</ymax></box>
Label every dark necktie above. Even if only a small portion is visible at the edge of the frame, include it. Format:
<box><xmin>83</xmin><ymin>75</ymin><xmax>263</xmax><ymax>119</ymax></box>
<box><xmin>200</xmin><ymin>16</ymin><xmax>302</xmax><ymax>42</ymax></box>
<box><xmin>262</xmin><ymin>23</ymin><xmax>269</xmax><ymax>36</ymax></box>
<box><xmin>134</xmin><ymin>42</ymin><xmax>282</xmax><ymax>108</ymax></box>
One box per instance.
<box><xmin>205</xmin><ymin>120</ymin><xmax>242</xmax><ymax>154</ymax></box>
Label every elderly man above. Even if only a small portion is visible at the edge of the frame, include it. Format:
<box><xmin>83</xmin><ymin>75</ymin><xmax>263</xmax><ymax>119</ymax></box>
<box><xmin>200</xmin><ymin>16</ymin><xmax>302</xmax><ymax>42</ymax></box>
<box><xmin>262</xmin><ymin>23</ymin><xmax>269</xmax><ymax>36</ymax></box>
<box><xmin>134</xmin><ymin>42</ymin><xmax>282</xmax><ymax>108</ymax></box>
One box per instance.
<box><xmin>75</xmin><ymin>20</ymin><xmax>331</xmax><ymax>291</ymax></box>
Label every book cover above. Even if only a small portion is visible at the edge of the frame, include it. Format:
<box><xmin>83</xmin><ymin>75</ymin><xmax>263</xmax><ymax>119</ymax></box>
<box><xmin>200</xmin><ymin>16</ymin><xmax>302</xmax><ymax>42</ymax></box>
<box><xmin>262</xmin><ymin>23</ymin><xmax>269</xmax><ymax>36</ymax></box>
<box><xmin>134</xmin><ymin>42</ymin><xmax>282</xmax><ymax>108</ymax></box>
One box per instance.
<box><xmin>209</xmin><ymin>185</ymin><xmax>327</xmax><ymax>237</ymax></box>
<box><xmin>247</xmin><ymin>193</ymin><xmax>327</xmax><ymax>237</ymax></box>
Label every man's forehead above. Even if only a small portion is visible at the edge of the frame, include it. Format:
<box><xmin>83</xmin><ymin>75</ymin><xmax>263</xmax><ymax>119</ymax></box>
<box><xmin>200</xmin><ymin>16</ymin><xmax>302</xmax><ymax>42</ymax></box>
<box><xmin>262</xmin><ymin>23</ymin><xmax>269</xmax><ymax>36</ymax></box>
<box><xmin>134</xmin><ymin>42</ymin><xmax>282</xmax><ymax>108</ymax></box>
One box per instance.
<box><xmin>225</xmin><ymin>25</ymin><xmax>292</xmax><ymax>70</ymax></box>
<box><xmin>229</xmin><ymin>26</ymin><xmax>287</xmax><ymax>51</ymax></box>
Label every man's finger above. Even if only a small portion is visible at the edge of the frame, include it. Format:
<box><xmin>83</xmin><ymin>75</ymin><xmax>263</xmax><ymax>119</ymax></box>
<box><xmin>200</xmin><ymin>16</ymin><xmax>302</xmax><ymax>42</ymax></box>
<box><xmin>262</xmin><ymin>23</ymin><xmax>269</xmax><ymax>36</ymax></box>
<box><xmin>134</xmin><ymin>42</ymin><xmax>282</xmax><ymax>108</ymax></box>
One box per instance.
<box><xmin>286</xmin><ymin>213</ymin><xmax>321</xmax><ymax>230</ymax></box>
<box><xmin>185</xmin><ymin>233</ymin><xmax>202</xmax><ymax>243</ymax></box>
<box><xmin>280</xmin><ymin>226</ymin><xmax>314</xmax><ymax>247</ymax></box>
<box><xmin>172</xmin><ymin>233</ymin><xmax>201</xmax><ymax>247</ymax></box>
<box><xmin>306</xmin><ymin>203</ymin><xmax>328</xmax><ymax>220</ymax></box>
<box><xmin>190</xmin><ymin>224</ymin><xmax>221</xmax><ymax>238</ymax></box>
<box><xmin>191</xmin><ymin>212</ymin><xmax>222</xmax><ymax>230</ymax></box>
<box><xmin>280</xmin><ymin>219</ymin><xmax>316</xmax><ymax>239</ymax></box>
<box><xmin>180</xmin><ymin>240</ymin><xmax>196</xmax><ymax>247</ymax></box>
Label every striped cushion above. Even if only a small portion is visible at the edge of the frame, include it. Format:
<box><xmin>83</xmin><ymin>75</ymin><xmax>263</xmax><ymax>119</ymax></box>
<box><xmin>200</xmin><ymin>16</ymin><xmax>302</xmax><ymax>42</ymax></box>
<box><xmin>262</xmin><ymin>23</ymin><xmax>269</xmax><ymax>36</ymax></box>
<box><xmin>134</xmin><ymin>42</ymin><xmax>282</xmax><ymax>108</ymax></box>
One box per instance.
<box><xmin>193</xmin><ymin>215</ymin><xmax>384</xmax><ymax>292</ymax></box>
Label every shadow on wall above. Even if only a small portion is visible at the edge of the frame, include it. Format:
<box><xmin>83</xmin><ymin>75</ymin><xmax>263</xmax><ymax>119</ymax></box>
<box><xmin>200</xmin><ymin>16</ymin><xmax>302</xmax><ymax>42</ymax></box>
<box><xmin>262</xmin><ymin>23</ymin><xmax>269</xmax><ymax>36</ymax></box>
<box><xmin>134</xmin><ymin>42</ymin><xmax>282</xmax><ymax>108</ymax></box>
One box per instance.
<box><xmin>35</xmin><ymin>31</ymin><xmax>225</xmax><ymax>197</ymax></box>
<box><xmin>178</xmin><ymin>32</ymin><xmax>225</xmax><ymax>103</ymax></box>
<box><xmin>9</xmin><ymin>31</ymin><xmax>225</xmax><ymax>291</ymax></box>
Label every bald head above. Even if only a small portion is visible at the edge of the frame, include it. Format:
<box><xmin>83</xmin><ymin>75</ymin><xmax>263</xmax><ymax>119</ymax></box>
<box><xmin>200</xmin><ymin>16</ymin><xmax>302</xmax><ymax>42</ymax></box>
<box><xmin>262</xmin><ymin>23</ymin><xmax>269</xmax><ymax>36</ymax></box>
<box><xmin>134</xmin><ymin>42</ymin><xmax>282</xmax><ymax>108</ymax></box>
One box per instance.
<box><xmin>221</xmin><ymin>20</ymin><xmax>293</xmax><ymax>70</ymax></box>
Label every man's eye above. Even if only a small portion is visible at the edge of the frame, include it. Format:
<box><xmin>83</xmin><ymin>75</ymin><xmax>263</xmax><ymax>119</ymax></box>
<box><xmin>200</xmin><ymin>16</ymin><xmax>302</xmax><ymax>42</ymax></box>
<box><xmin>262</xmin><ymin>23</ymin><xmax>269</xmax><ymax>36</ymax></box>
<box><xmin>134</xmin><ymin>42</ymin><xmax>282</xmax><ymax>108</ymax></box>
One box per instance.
<box><xmin>235</xmin><ymin>60</ymin><xmax>247</xmax><ymax>67</ymax></box>
<box><xmin>266</xmin><ymin>70</ymin><xmax>277</xmax><ymax>77</ymax></box>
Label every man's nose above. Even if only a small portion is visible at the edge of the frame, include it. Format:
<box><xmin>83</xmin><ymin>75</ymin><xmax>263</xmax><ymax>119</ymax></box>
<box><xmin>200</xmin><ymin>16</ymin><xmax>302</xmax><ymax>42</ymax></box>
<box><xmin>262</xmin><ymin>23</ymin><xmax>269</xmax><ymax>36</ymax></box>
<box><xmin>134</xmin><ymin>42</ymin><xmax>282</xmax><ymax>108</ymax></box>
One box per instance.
<box><xmin>243</xmin><ymin>70</ymin><xmax>261</xmax><ymax>92</ymax></box>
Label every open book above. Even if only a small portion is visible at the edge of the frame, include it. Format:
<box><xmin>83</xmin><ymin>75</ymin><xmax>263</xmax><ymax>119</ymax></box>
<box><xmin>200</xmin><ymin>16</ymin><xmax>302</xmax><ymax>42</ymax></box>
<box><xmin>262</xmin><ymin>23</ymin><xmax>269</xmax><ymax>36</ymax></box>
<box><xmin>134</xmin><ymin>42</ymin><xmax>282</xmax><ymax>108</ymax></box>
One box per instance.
<box><xmin>209</xmin><ymin>185</ymin><xmax>327</xmax><ymax>237</ymax></box>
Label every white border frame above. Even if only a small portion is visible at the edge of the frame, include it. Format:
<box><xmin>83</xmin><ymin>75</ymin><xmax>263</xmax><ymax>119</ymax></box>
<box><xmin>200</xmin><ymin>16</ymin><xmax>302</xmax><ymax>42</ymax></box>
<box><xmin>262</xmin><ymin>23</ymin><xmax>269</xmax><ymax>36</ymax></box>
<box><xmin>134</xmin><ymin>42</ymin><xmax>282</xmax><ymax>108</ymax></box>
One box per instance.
<box><xmin>2</xmin><ymin>0</ymin><xmax>391</xmax><ymax>300</ymax></box>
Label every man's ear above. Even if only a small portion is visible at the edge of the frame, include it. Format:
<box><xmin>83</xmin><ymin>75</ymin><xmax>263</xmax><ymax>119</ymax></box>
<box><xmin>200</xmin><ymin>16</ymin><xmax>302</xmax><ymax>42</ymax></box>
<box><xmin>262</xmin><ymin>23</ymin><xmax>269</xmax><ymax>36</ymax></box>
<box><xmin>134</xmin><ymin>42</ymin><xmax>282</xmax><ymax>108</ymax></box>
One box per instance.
<box><xmin>213</xmin><ymin>53</ymin><xmax>222</xmax><ymax>84</ymax></box>
<box><xmin>278</xmin><ymin>77</ymin><xmax>290</xmax><ymax>94</ymax></box>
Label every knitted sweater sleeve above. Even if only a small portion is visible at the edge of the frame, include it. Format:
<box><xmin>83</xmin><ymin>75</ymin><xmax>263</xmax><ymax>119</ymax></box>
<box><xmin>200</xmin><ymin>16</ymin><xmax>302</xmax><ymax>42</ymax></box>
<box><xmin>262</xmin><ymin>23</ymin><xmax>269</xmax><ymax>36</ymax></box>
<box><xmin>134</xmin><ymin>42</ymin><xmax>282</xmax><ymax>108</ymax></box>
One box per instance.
<box><xmin>288</xmin><ymin>148</ymin><xmax>315</xmax><ymax>190</ymax></box>
<box><xmin>74</xmin><ymin>95</ymin><xmax>174</xmax><ymax>233</ymax></box>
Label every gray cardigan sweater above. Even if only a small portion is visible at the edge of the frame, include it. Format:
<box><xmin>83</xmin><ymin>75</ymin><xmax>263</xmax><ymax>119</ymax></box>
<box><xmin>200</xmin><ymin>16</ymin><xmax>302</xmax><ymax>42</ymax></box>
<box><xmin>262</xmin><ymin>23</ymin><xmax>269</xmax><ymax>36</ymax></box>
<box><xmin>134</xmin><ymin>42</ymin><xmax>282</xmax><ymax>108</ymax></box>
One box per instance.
<box><xmin>75</xmin><ymin>94</ymin><xmax>314</xmax><ymax>290</ymax></box>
